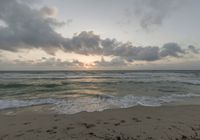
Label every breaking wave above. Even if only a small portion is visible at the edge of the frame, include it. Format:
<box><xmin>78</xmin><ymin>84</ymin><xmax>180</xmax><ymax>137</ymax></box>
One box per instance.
<box><xmin>1</xmin><ymin>93</ymin><xmax>200</xmax><ymax>114</ymax></box>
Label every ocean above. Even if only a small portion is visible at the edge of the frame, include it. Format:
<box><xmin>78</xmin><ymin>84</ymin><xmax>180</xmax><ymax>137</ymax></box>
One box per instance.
<box><xmin>0</xmin><ymin>70</ymin><xmax>200</xmax><ymax>114</ymax></box>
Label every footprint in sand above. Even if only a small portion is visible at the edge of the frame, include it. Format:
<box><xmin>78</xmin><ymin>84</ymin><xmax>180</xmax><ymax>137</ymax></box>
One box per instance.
<box><xmin>80</xmin><ymin>123</ymin><xmax>96</xmax><ymax>129</ymax></box>
<box><xmin>52</xmin><ymin>126</ymin><xmax>58</xmax><ymax>129</ymax></box>
<box><xmin>23</xmin><ymin>122</ymin><xmax>31</xmax><ymax>125</ymax></box>
<box><xmin>15</xmin><ymin>133</ymin><xmax>24</xmax><ymax>137</ymax></box>
<box><xmin>0</xmin><ymin>134</ymin><xmax>9</xmax><ymax>140</ymax></box>
<box><xmin>26</xmin><ymin>129</ymin><xmax>34</xmax><ymax>133</ymax></box>
<box><xmin>66</xmin><ymin>126</ymin><xmax>74</xmax><ymax>130</ymax></box>
<box><xmin>114</xmin><ymin>123</ymin><xmax>120</xmax><ymax>126</ymax></box>
<box><xmin>146</xmin><ymin>116</ymin><xmax>152</xmax><ymax>119</ymax></box>
<box><xmin>88</xmin><ymin>132</ymin><xmax>96</xmax><ymax>136</ymax></box>
<box><xmin>132</xmin><ymin>117</ymin><xmax>142</xmax><ymax>122</ymax></box>
<box><xmin>46</xmin><ymin>129</ymin><xmax>57</xmax><ymax>134</ymax></box>
<box><xmin>54</xmin><ymin>119</ymin><xmax>60</xmax><ymax>122</ymax></box>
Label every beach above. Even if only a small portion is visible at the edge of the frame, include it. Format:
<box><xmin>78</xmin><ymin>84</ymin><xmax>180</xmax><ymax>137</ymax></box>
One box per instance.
<box><xmin>1</xmin><ymin>105</ymin><xmax>200</xmax><ymax>140</ymax></box>
<box><xmin>1</xmin><ymin>0</ymin><xmax>200</xmax><ymax>139</ymax></box>
<box><xmin>1</xmin><ymin>71</ymin><xmax>200</xmax><ymax>140</ymax></box>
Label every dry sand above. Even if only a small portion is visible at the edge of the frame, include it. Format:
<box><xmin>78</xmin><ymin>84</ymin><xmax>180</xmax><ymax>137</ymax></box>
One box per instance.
<box><xmin>1</xmin><ymin>105</ymin><xmax>200</xmax><ymax>140</ymax></box>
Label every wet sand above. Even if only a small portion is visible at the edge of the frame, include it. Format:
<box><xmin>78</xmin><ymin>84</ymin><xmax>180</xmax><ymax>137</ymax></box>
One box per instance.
<box><xmin>1</xmin><ymin>105</ymin><xmax>200</xmax><ymax>140</ymax></box>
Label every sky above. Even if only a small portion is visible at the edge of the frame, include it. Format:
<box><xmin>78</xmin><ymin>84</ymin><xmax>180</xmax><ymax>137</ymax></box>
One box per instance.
<box><xmin>0</xmin><ymin>0</ymin><xmax>200</xmax><ymax>70</ymax></box>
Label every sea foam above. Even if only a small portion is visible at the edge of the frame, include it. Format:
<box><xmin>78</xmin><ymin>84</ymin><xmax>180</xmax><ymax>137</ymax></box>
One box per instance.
<box><xmin>0</xmin><ymin>93</ymin><xmax>200</xmax><ymax>114</ymax></box>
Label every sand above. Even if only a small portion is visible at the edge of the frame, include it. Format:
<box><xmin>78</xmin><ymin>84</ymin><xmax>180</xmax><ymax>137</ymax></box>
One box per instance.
<box><xmin>0</xmin><ymin>105</ymin><xmax>200</xmax><ymax>140</ymax></box>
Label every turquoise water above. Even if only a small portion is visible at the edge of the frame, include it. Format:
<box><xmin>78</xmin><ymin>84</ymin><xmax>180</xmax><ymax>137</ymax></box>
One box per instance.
<box><xmin>0</xmin><ymin>70</ymin><xmax>200</xmax><ymax>114</ymax></box>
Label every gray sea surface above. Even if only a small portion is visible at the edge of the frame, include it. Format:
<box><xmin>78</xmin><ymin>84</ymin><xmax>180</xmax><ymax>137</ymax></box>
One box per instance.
<box><xmin>0</xmin><ymin>70</ymin><xmax>200</xmax><ymax>114</ymax></box>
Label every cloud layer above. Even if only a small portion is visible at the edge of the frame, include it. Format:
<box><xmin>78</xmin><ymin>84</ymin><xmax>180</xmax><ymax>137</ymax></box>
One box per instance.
<box><xmin>0</xmin><ymin>0</ymin><xmax>199</xmax><ymax>66</ymax></box>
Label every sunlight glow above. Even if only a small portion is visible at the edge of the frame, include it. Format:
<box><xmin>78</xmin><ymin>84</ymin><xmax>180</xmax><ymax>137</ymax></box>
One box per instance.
<box><xmin>83</xmin><ymin>63</ymin><xmax>95</xmax><ymax>69</ymax></box>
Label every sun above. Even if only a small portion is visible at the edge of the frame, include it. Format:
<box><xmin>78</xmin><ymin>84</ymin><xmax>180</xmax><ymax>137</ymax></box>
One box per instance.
<box><xmin>83</xmin><ymin>63</ymin><xmax>95</xmax><ymax>69</ymax></box>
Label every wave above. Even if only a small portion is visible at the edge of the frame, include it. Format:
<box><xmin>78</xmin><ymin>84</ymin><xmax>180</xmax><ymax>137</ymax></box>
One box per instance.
<box><xmin>0</xmin><ymin>93</ymin><xmax>200</xmax><ymax>114</ymax></box>
<box><xmin>0</xmin><ymin>83</ymin><xmax>63</xmax><ymax>89</ymax></box>
<box><xmin>1</xmin><ymin>78</ymin><xmax>200</xmax><ymax>90</ymax></box>
<box><xmin>0</xmin><ymin>98</ymin><xmax>58</xmax><ymax>110</ymax></box>
<box><xmin>0</xmin><ymin>71</ymin><xmax>199</xmax><ymax>79</ymax></box>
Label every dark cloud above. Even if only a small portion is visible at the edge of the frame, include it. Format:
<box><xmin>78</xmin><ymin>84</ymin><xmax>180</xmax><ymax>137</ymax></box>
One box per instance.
<box><xmin>0</xmin><ymin>0</ymin><xmax>66</xmax><ymax>54</ymax></box>
<box><xmin>160</xmin><ymin>43</ymin><xmax>184</xmax><ymax>57</ymax></box>
<box><xmin>112</xmin><ymin>45</ymin><xmax>160</xmax><ymax>61</ymax></box>
<box><xmin>99</xmin><ymin>39</ymin><xmax>189</xmax><ymax>62</ymax></box>
<box><xmin>63</xmin><ymin>31</ymin><xmax>102</xmax><ymax>55</ymax></box>
<box><xmin>188</xmin><ymin>45</ymin><xmax>199</xmax><ymax>54</ymax></box>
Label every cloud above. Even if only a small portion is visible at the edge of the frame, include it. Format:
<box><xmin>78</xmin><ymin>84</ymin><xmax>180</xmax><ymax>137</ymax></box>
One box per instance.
<box><xmin>0</xmin><ymin>0</ymin><xmax>66</xmax><ymax>54</ymax></box>
<box><xmin>40</xmin><ymin>6</ymin><xmax>59</xmax><ymax>17</ymax></box>
<box><xmin>44</xmin><ymin>18</ymin><xmax>65</xmax><ymax>27</ymax></box>
<box><xmin>62</xmin><ymin>31</ymin><xmax>102</xmax><ymax>55</ymax></box>
<box><xmin>2</xmin><ymin>56</ymin><xmax>127</xmax><ymax>70</ymax></box>
<box><xmin>66</xmin><ymin>19</ymin><xmax>73</xmax><ymax>26</ymax></box>
<box><xmin>123</xmin><ymin>0</ymin><xmax>186</xmax><ymax>30</ymax></box>
<box><xmin>0</xmin><ymin>57</ymin><xmax>85</xmax><ymax>70</ymax></box>
<box><xmin>112</xmin><ymin>45</ymin><xmax>160</xmax><ymax>61</ymax></box>
<box><xmin>135</xmin><ymin>0</ymin><xmax>179</xmax><ymax>29</ymax></box>
<box><xmin>99</xmin><ymin>38</ymin><xmax>190</xmax><ymax>62</ymax></box>
<box><xmin>159</xmin><ymin>43</ymin><xmax>184</xmax><ymax>57</ymax></box>
<box><xmin>94</xmin><ymin>57</ymin><xmax>128</xmax><ymax>67</ymax></box>
<box><xmin>31</xmin><ymin>57</ymin><xmax>84</xmax><ymax>68</ymax></box>
<box><xmin>17</xmin><ymin>0</ymin><xmax>40</xmax><ymax>5</ymax></box>
<box><xmin>188</xmin><ymin>45</ymin><xmax>199</xmax><ymax>54</ymax></box>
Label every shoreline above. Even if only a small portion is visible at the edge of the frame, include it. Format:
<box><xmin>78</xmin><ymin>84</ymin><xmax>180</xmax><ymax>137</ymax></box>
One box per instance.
<box><xmin>1</xmin><ymin>105</ymin><xmax>200</xmax><ymax>140</ymax></box>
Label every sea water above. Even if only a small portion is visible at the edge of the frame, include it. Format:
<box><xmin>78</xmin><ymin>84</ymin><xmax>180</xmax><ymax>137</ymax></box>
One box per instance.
<box><xmin>0</xmin><ymin>70</ymin><xmax>200</xmax><ymax>114</ymax></box>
